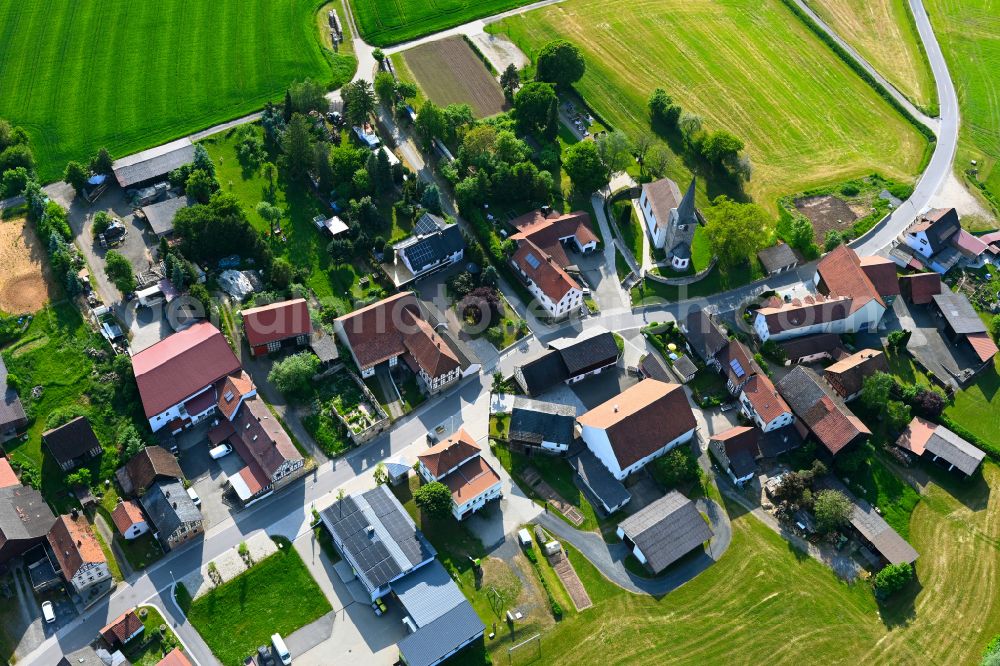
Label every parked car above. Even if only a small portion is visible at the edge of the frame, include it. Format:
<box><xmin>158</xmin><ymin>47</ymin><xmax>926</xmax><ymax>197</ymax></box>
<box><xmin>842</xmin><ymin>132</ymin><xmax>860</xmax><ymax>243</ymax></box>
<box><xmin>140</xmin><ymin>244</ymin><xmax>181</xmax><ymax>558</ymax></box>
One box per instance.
<box><xmin>209</xmin><ymin>443</ymin><xmax>233</xmax><ymax>460</ymax></box>
<box><xmin>41</xmin><ymin>601</ymin><xmax>55</xmax><ymax>624</ymax></box>
<box><xmin>186</xmin><ymin>486</ymin><xmax>201</xmax><ymax>506</ymax></box>
<box><xmin>271</xmin><ymin>633</ymin><xmax>291</xmax><ymax>666</ymax></box>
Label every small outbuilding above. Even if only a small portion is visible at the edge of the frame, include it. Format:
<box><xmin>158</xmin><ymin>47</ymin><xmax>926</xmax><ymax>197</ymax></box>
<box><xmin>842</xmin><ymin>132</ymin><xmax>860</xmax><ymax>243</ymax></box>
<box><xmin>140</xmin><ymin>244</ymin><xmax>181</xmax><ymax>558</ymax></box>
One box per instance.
<box><xmin>99</xmin><ymin>608</ymin><xmax>144</xmax><ymax>648</ymax></box>
<box><xmin>111</xmin><ymin>500</ymin><xmax>149</xmax><ymax>540</ymax></box>
<box><xmin>42</xmin><ymin>417</ymin><xmax>102</xmax><ymax>472</ymax></box>
<box><xmin>140</xmin><ymin>196</ymin><xmax>189</xmax><ymax>238</ymax></box>
<box><xmin>757</xmin><ymin>243</ymin><xmax>799</xmax><ymax>275</ymax></box>
<box><xmin>112</xmin><ymin>138</ymin><xmax>195</xmax><ymax>189</ymax></box>
<box><xmin>896</xmin><ymin>416</ymin><xmax>986</xmax><ymax>477</ymax></box>
<box><xmin>242</xmin><ymin>298</ymin><xmax>312</xmax><ymax>356</ymax></box>
<box><xmin>616</xmin><ymin>490</ymin><xmax>712</xmax><ymax>574</ymax></box>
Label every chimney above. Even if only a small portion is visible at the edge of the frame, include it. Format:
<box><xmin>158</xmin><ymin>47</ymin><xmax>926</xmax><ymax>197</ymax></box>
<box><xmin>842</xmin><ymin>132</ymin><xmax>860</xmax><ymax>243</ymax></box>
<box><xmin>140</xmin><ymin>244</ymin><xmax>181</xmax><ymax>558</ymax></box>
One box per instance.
<box><xmin>70</xmin><ymin>508</ymin><xmax>79</xmax><ymax>519</ymax></box>
<box><xmin>173</xmin><ymin>502</ymin><xmax>177</xmax><ymax>509</ymax></box>
<box><xmin>77</xmin><ymin>540</ymin><xmax>82</xmax><ymax>547</ymax></box>
<box><xmin>613</xmin><ymin>404</ymin><xmax>619</xmax><ymax>413</ymax></box>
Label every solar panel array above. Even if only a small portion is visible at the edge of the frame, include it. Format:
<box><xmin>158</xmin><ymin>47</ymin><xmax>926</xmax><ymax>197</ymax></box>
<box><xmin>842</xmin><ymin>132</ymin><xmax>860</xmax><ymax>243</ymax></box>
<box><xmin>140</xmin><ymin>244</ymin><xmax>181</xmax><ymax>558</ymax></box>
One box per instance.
<box><xmin>414</xmin><ymin>214</ymin><xmax>439</xmax><ymax>236</ymax></box>
<box><xmin>729</xmin><ymin>359</ymin><xmax>745</xmax><ymax>378</ymax></box>
<box><xmin>406</xmin><ymin>238</ymin><xmax>437</xmax><ymax>270</ymax></box>
<box><xmin>524</xmin><ymin>252</ymin><xmax>541</xmax><ymax>269</ymax></box>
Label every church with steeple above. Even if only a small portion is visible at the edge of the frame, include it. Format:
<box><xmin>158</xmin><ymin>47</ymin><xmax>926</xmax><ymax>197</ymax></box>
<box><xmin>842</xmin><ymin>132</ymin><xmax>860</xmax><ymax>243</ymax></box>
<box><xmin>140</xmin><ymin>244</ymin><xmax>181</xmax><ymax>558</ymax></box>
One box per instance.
<box><xmin>638</xmin><ymin>176</ymin><xmax>700</xmax><ymax>271</ymax></box>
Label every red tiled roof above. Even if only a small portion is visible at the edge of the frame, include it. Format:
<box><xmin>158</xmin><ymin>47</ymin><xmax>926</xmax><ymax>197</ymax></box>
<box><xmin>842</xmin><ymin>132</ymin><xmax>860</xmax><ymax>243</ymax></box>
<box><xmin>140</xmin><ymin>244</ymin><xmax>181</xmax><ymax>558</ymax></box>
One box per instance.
<box><xmin>217</xmin><ymin>372</ymin><xmax>256</xmax><ymax>420</ymax></box>
<box><xmin>418</xmin><ymin>428</ymin><xmax>481</xmax><ymax>478</ymax></box>
<box><xmin>859</xmin><ymin>256</ymin><xmax>900</xmax><ymax>297</ymax></box>
<box><xmin>100</xmin><ymin>609</ymin><xmax>144</xmax><ymax>646</ymax></box>
<box><xmin>816</xmin><ymin>245</ymin><xmax>885</xmax><ymax>312</ymax></box>
<box><xmin>111</xmin><ymin>500</ymin><xmax>145</xmax><ymax>534</ymax></box>
<box><xmin>183</xmin><ymin>389</ymin><xmax>216</xmax><ymax>417</ymax></box>
<box><xmin>157</xmin><ymin>648</ymin><xmax>194</xmax><ymax>666</ymax></box>
<box><xmin>236</xmin><ymin>465</ymin><xmax>267</xmax><ymax>497</ymax></box>
<box><xmin>131</xmin><ymin>322</ymin><xmax>241</xmax><ymax>419</ymax></box>
<box><xmin>578</xmin><ymin>379</ymin><xmax>696</xmax><ymax>469</ymax></box>
<box><xmin>0</xmin><ymin>457</ymin><xmax>18</xmax><ymax>489</ymax></box>
<box><xmin>401</xmin><ymin>310</ymin><xmax>460</xmax><ymax>378</ymax></box>
<box><xmin>442</xmin><ymin>456</ymin><xmax>501</xmax><ymax>505</ymax></box>
<box><xmin>335</xmin><ymin>292</ymin><xmax>419</xmax><ymax>370</ymax></box>
<box><xmin>805</xmin><ymin>396</ymin><xmax>871</xmax><ymax>455</ymax></box>
<box><xmin>241</xmin><ymin>299</ymin><xmax>312</xmax><ymax>347</ymax></box>
<box><xmin>512</xmin><ymin>238</ymin><xmax>580</xmax><ymax>303</ymax></box>
<box><xmin>966</xmin><ymin>332</ymin><xmax>999</xmax><ymax>364</ymax></box>
<box><xmin>900</xmin><ymin>273</ymin><xmax>942</xmax><ymax>305</ymax></box>
<box><xmin>895</xmin><ymin>416</ymin><xmax>936</xmax><ymax>455</ymax></box>
<box><xmin>741</xmin><ymin>374</ymin><xmax>790</xmax><ymax>424</ymax></box>
<box><xmin>758</xmin><ymin>296</ymin><xmax>853</xmax><ymax>334</ymax></box>
<box><xmin>47</xmin><ymin>514</ymin><xmax>105</xmax><ymax>580</ymax></box>
<box><xmin>509</xmin><ymin>210</ymin><xmax>598</xmax><ymax>266</ymax></box>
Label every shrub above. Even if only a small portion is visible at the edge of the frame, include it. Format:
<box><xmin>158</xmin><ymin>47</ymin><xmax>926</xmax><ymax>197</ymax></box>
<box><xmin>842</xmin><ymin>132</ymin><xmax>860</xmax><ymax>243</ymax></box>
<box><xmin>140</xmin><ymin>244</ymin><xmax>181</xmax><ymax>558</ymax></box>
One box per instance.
<box><xmin>653</xmin><ymin>447</ymin><xmax>701</xmax><ymax>490</ymax></box>
<box><xmin>813</xmin><ymin>489</ymin><xmax>852</xmax><ymax>533</ymax></box>
<box><xmin>872</xmin><ymin>562</ymin><xmax>913</xmax><ymax>597</ymax></box>
<box><xmin>840</xmin><ymin>183</ymin><xmax>860</xmax><ymax>196</ymax></box>
<box><xmin>267</xmin><ymin>352</ymin><xmax>320</xmax><ymax>400</ymax></box>
<box><xmin>414</xmin><ymin>481</ymin><xmax>453</xmax><ymax>518</ymax></box>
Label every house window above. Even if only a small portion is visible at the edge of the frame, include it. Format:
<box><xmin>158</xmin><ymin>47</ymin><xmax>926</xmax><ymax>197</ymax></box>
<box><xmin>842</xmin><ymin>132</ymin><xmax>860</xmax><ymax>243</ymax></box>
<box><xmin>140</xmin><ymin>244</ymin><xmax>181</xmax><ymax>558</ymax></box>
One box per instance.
<box><xmin>267</xmin><ymin>340</ymin><xmax>281</xmax><ymax>352</ymax></box>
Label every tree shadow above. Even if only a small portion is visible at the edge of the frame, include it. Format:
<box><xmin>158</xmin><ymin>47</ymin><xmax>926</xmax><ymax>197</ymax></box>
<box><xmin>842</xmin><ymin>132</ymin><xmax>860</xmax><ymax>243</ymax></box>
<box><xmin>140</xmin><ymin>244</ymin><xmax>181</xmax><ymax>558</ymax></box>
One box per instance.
<box><xmin>876</xmin><ymin>577</ymin><xmax>922</xmax><ymax>629</ymax></box>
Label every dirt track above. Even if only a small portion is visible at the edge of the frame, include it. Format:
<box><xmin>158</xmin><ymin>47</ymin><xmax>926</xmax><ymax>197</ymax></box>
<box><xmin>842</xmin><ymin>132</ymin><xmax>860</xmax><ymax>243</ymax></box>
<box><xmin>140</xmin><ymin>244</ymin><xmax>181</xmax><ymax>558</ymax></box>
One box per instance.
<box><xmin>0</xmin><ymin>217</ymin><xmax>53</xmax><ymax>313</ymax></box>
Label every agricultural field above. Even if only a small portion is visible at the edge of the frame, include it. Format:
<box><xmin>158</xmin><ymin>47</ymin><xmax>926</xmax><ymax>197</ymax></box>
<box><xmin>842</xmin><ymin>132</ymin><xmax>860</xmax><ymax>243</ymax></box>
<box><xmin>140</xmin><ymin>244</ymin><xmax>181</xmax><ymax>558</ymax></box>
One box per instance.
<box><xmin>489</xmin><ymin>0</ymin><xmax>927</xmax><ymax>210</ymax></box>
<box><xmin>0</xmin><ymin>0</ymin><xmax>345</xmax><ymax>183</ymax></box>
<box><xmin>0</xmin><ymin>216</ymin><xmax>54</xmax><ymax>313</ymax></box>
<box><xmin>402</xmin><ymin>37</ymin><xmax>508</xmax><ymax>118</ymax></box>
<box><xmin>926</xmin><ymin>0</ymin><xmax>1000</xmax><ymax>214</ymax></box>
<box><xmin>348</xmin><ymin>0</ymin><xmax>535</xmax><ymax>47</ymax></box>
<box><xmin>805</xmin><ymin>0</ymin><xmax>937</xmax><ymax>113</ymax></box>
<box><xmin>506</xmin><ymin>464</ymin><xmax>1000</xmax><ymax>665</ymax></box>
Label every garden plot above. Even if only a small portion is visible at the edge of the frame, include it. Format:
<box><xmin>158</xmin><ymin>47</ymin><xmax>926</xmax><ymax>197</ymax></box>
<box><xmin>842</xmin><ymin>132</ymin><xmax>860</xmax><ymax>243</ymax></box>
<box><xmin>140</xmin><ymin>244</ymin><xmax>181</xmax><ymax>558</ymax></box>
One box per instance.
<box><xmin>403</xmin><ymin>36</ymin><xmax>508</xmax><ymax>118</ymax></box>
<box><xmin>0</xmin><ymin>217</ymin><xmax>54</xmax><ymax>313</ymax></box>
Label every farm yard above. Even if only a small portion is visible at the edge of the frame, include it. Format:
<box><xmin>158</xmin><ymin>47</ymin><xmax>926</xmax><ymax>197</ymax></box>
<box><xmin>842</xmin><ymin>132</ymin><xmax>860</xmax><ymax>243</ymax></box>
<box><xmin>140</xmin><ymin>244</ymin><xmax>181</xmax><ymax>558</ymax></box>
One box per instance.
<box><xmin>927</xmin><ymin>0</ymin><xmax>1000</xmax><ymax>214</ymax></box>
<box><xmin>0</xmin><ymin>0</ymin><xmax>346</xmax><ymax>183</ymax></box>
<box><xmin>805</xmin><ymin>0</ymin><xmax>937</xmax><ymax>113</ymax></box>
<box><xmin>489</xmin><ymin>0</ymin><xmax>927</xmax><ymax>210</ymax></box>
<box><xmin>0</xmin><ymin>216</ymin><xmax>54</xmax><ymax>313</ymax></box>
<box><xmin>348</xmin><ymin>0</ymin><xmax>536</xmax><ymax>46</ymax></box>
<box><xmin>402</xmin><ymin>37</ymin><xmax>509</xmax><ymax>118</ymax></box>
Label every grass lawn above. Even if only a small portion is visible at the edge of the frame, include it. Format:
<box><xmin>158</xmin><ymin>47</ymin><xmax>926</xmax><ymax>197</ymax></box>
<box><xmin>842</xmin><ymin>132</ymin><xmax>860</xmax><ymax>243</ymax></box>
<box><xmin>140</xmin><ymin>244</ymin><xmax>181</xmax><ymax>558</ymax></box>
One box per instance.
<box><xmin>125</xmin><ymin>605</ymin><xmax>183</xmax><ymax>666</ymax></box>
<box><xmin>348</xmin><ymin>0</ymin><xmax>538</xmax><ymax>46</ymax></box>
<box><xmin>611</xmin><ymin>199</ymin><xmax>643</xmax><ymax>264</ymax></box>
<box><xmin>185</xmin><ymin>537</ymin><xmax>331</xmax><ymax>666</ymax></box>
<box><xmin>926</xmin><ymin>0</ymin><xmax>1000</xmax><ymax>211</ymax></box>
<box><xmin>805</xmin><ymin>0</ymin><xmax>937</xmax><ymax>113</ymax></box>
<box><xmin>631</xmin><ymin>260</ymin><xmax>764</xmax><ymax>304</ymax></box>
<box><xmin>96</xmin><ymin>488</ymin><xmax>164</xmax><ymax>571</ymax></box>
<box><xmin>513</xmin><ymin>462</ymin><xmax>1000</xmax><ymax>666</ymax></box>
<box><xmin>1</xmin><ymin>303</ymin><xmax>147</xmax><ymax>511</ymax></box>
<box><xmin>389</xmin><ymin>53</ymin><xmax>427</xmax><ymax>110</ymax></box>
<box><xmin>91</xmin><ymin>525</ymin><xmax>123</xmax><ymax>582</ymax></box>
<box><xmin>489</xmin><ymin>0</ymin><xmax>926</xmax><ymax>212</ymax></box>
<box><xmin>201</xmin><ymin>126</ymin><xmax>387</xmax><ymax>314</ymax></box>
<box><xmin>0</xmin><ymin>0</ymin><xmax>344</xmax><ymax>183</ymax></box>
<box><xmin>942</xmin><ymin>361</ymin><xmax>1000</xmax><ymax>454</ymax></box>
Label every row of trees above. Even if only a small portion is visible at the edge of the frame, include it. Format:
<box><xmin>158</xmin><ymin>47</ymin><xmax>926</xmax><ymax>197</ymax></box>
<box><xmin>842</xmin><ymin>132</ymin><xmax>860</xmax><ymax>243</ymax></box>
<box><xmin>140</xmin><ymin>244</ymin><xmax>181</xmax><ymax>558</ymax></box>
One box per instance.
<box><xmin>0</xmin><ymin>119</ymin><xmax>34</xmax><ymax>195</ymax></box>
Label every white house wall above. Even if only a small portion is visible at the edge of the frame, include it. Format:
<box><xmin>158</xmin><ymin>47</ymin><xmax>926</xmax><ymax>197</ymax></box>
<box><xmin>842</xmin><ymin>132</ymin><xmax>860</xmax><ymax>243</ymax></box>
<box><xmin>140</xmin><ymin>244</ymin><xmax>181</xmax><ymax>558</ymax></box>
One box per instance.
<box><xmin>582</xmin><ymin>424</ymin><xmax>695</xmax><ymax>481</ymax></box>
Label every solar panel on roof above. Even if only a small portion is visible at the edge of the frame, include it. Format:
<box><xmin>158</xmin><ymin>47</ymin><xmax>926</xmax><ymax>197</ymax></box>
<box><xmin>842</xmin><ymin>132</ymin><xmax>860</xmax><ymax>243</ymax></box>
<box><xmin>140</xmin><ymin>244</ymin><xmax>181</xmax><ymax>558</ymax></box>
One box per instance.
<box><xmin>524</xmin><ymin>253</ymin><xmax>540</xmax><ymax>269</ymax></box>
<box><xmin>405</xmin><ymin>238</ymin><xmax>437</xmax><ymax>269</ymax></box>
<box><xmin>366</xmin><ymin>489</ymin><xmax>396</xmax><ymax>516</ymax></box>
<box><xmin>729</xmin><ymin>359</ymin><xmax>745</xmax><ymax>378</ymax></box>
<box><xmin>414</xmin><ymin>215</ymin><xmax>439</xmax><ymax>236</ymax></box>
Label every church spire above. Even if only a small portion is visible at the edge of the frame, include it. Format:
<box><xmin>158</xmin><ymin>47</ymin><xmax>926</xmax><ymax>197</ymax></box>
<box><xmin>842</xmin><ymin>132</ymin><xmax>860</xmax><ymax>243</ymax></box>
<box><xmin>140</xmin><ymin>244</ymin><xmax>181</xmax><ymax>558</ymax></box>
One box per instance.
<box><xmin>677</xmin><ymin>176</ymin><xmax>697</xmax><ymax>226</ymax></box>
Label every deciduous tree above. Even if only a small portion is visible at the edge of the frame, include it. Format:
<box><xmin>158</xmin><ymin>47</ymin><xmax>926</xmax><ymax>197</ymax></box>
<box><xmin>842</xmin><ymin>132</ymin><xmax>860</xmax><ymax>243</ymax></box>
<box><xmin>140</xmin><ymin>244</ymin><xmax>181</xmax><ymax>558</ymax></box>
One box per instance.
<box><xmin>415</xmin><ymin>101</ymin><xmax>446</xmax><ymax>149</ymax></box>
<box><xmin>500</xmin><ymin>64</ymin><xmax>520</xmax><ymax>98</ymax></box>
<box><xmin>813</xmin><ymin>489</ymin><xmax>852</xmax><ymax>533</ymax></box>
<box><xmin>648</xmin><ymin>88</ymin><xmax>681</xmax><ymax>128</ymax></box>
<box><xmin>703</xmin><ymin>196</ymin><xmax>773</xmax><ymax>269</ymax></box>
<box><xmin>563</xmin><ymin>140</ymin><xmax>606</xmax><ymax>195</ymax></box>
<box><xmin>268</xmin><ymin>352</ymin><xmax>320</xmax><ymax>400</ymax></box>
<box><xmin>63</xmin><ymin>161</ymin><xmax>89</xmax><ymax>194</ymax></box>
<box><xmin>513</xmin><ymin>82</ymin><xmax>557</xmax><ymax>137</ymax></box>
<box><xmin>342</xmin><ymin>80</ymin><xmax>376</xmax><ymax>127</ymax></box>
<box><xmin>414</xmin><ymin>481</ymin><xmax>453</xmax><ymax>518</ymax></box>
<box><xmin>105</xmin><ymin>250</ymin><xmax>137</xmax><ymax>294</ymax></box>
<box><xmin>535</xmin><ymin>40</ymin><xmax>585</xmax><ymax>90</ymax></box>
<box><xmin>374</xmin><ymin>71</ymin><xmax>397</xmax><ymax>108</ymax></box>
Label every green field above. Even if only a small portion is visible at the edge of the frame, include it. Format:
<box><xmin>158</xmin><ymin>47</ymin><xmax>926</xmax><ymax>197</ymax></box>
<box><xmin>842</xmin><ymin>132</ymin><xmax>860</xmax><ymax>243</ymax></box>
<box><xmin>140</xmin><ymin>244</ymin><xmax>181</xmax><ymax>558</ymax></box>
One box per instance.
<box><xmin>184</xmin><ymin>538</ymin><xmax>332</xmax><ymax>666</ymax></box>
<box><xmin>489</xmin><ymin>0</ymin><xmax>927</xmax><ymax>210</ymax></box>
<box><xmin>926</xmin><ymin>0</ymin><xmax>1000</xmax><ymax>213</ymax></box>
<box><xmin>348</xmin><ymin>0</ymin><xmax>535</xmax><ymax>46</ymax></box>
<box><xmin>805</xmin><ymin>0</ymin><xmax>937</xmax><ymax>113</ymax></box>
<box><xmin>0</xmin><ymin>0</ymin><xmax>346</xmax><ymax>183</ymax></box>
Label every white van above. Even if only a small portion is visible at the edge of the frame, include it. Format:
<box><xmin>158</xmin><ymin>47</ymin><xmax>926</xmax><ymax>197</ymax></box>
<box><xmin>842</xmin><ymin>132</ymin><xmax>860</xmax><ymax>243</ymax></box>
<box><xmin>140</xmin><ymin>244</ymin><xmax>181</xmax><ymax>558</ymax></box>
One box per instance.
<box><xmin>41</xmin><ymin>600</ymin><xmax>55</xmax><ymax>624</ymax></box>
<box><xmin>208</xmin><ymin>443</ymin><xmax>232</xmax><ymax>460</ymax></box>
<box><xmin>271</xmin><ymin>633</ymin><xmax>291</xmax><ymax>665</ymax></box>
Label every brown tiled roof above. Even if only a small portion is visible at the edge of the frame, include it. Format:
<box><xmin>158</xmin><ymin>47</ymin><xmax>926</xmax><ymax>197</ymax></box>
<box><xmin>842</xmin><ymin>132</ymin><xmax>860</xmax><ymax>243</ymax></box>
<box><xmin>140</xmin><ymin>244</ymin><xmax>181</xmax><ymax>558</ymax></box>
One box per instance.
<box><xmin>216</xmin><ymin>372</ymin><xmax>256</xmax><ymax>420</ymax></box>
<box><xmin>418</xmin><ymin>428</ymin><xmax>481</xmax><ymax>478</ymax></box>
<box><xmin>42</xmin><ymin>416</ymin><xmax>101</xmax><ymax>466</ymax></box>
<box><xmin>815</xmin><ymin>245</ymin><xmax>885</xmax><ymax>312</ymax></box>
<box><xmin>0</xmin><ymin>457</ymin><xmax>18</xmax><ymax>489</ymax></box>
<box><xmin>718</xmin><ymin>341</ymin><xmax>759</xmax><ymax>385</ymax></box>
<box><xmin>858</xmin><ymin>256</ymin><xmax>900</xmax><ymax>297</ymax></box>
<box><xmin>741</xmin><ymin>374</ymin><xmax>790</xmax><ymax>424</ymax></box>
<box><xmin>230</xmin><ymin>398</ymin><xmax>302</xmax><ymax>479</ymax></box>
<box><xmin>157</xmin><ymin>648</ymin><xmax>194</xmax><ymax>666</ymax></box>
<box><xmin>124</xmin><ymin>446</ymin><xmax>183</xmax><ymax>492</ymax></box>
<box><xmin>100</xmin><ymin>609</ymin><xmax>144</xmax><ymax>645</ymax></box>
<box><xmin>900</xmin><ymin>272</ymin><xmax>942</xmax><ymax>305</ymax></box>
<box><xmin>710</xmin><ymin>425</ymin><xmax>760</xmax><ymax>462</ymax></box>
<box><xmin>641</xmin><ymin>178</ymin><xmax>683</xmax><ymax>231</ymax></box>
<box><xmin>111</xmin><ymin>500</ymin><xmax>145</xmax><ymax>534</ymax></box>
<box><xmin>777</xmin><ymin>366</ymin><xmax>870</xmax><ymax>455</ymax></box>
<box><xmin>757</xmin><ymin>296</ymin><xmax>853</xmax><ymax>334</ymax></box>
<box><xmin>509</xmin><ymin>210</ymin><xmax>598</xmax><ymax>266</ymax></box>
<box><xmin>511</xmin><ymin>238</ymin><xmax>580</xmax><ymax>303</ymax></box>
<box><xmin>241</xmin><ymin>298</ymin><xmax>312</xmax><ymax>347</ymax></box>
<box><xmin>47</xmin><ymin>514</ymin><xmax>105</xmax><ymax>580</ymax></box>
<box><xmin>824</xmin><ymin>349</ymin><xmax>889</xmax><ymax>398</ymax></box>
<box><xmin>335</xmin><ymin>292</ymin><xmax>419</xmax><ymax>370</ymax></box>
<box><xmin>578</xmin><ymin>379</ymin><xmax>696</xmax><ymax>469</ymax></box>
<box><xmin>401</xmin><ymin>310</ymin><xmax>460</xmax><ymax>378</ymax></box>
<box><xmin>778</xmin><ymin>333</ymin><xmax>845</xmax><ymax>362</ymax></box>
<box><xmin>131</xmin><ymin>321</ymin><xmax>241</xmax><ymax>419</ymax></box>
<box><xmin>442</xmin><ymin>456</ymin><xmax>501</xmax><ymax>505</ymax></box>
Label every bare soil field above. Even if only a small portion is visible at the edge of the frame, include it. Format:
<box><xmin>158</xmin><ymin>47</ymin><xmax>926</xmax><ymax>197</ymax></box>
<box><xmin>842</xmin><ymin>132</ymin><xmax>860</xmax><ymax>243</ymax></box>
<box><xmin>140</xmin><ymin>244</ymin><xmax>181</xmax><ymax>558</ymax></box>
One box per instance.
<box><xmin>794</xmin><ymin>194</ymin><xmax>858</xmax><ymax>237</ymax></box>
<box><xmin>0</xmin><ymin>218</ymin><xmax>54</xmax><ymax>313</ymax></box>
<box><xmin>403</xmin><ymin>36</ymin><xmax>508</xmax><ymax>118</ymax></box>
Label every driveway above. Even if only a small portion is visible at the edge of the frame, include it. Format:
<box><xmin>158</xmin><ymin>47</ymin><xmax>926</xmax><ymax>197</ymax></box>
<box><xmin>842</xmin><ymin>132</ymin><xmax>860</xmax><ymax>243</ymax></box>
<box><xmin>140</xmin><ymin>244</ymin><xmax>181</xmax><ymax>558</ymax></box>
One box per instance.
<box><xmin>175</xmin><ymin>422</ymin><xmax>236</xmax><ymax>530</ymax></box>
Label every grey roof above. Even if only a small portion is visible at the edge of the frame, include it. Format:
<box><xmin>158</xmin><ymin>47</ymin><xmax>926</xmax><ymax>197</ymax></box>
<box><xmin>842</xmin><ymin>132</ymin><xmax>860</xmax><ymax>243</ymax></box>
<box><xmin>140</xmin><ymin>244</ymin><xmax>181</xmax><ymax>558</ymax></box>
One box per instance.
<box><xmin>396</xmin><ymin>598</ymin><xmax>484</xmax><ymax>666</ymax></box>
<box><xmin>570</xmin><ymin>448</ymin><xmax>631</xmax><ymax>511</ymax></box>
<box><xmin>757</xmin><ymin>425</ymin><xmax>804</xmax><ymax>458</ymax></box>
<box><xmin>932</xmin><ymin>289</ymin><xmax>987</xmax><ymax>335</ymax></box>
<box><xmin>394</xmin><ymin>214</ymin><xmax>464</xmax><ymax>274</ymax></box>
<box><xmin>684</xmin><ymin>311</ymin><xmax>728</xmax><ymax>361</ymax></box>
<box><xmin>391</xmin><ymin>559</ymin><xmax>466</xmax><ymax>628</ymax></box>
<box><xmin>139</xmin><ymin>478</ymin><xmax>201</xmax><ymax>539</ymax></box>
<box><xmin>112</xmin><ymin>138</ymin><xmax>195</xmax><ymax>188</ymax></box>
<box><xmin>777</xmin><ymin>366</ymin><xmax>837</xmax><ymax>415</ymax></box>
<box><xmin>320</xmin><ymin>485</ymin><xmax>435</xmax><ymax>594</ymax></box>
<box><xmin>926</xmin><ymin>427</ymin><xmax>985</xmax><ymax>476</ymax></box>
<box><xmin>639</xmin><ymin>353</ymin><xmax>671</xmax><ymax>382</ymax></box>
<box><xmin>140</xmin><ymin>196</ymin><xmax>189</xmax><ymax>236</ymax></box>
<box><xmin>618</xmin><ymin>490</ymin><xmax>712</xmax><ymax>574</ymax></box>
<box><xmin>671</xmin><ymin>241</ymin><xmax>692</xmax><ymax>260</ymax></box>
<box><xmin>728</xmin><ymin>448</ymin><xmax>757</xmax><ymax>479</ymax></box>
<box><xmin>849</xmin><ymin>498</ymin><xmax>918</xmax><ymax>565</ymax></box>
<box><xmin>0</xmin><ymin>485</ymin><xmax>56</xmax><ymax>543</ymax></box>
<box><xmin>515</xmin><ymin>350</ymin><xmax>568</xmax><ymax>395</ymax></box>
<box><xmin>309</xmin><ymin>330</ymin><xmax>340</xmax><ymax>363</ymax></box>
<box><xmin>920</xmin><ymin>208</ymin><xmax>961</xmax><ymax>253</ymax></box>
<box><xmin>676</xmin><ymin>177</ymin><xmax>697</xmax><ymax>227</ymax></box>
<box><xmin>509</xmin><ymin>397</ymin><xmax>575</xmax><ymax>446</ymax></box>
<box><xmin>778</xmin><ymin>333</ymin><xmax>843</xmax><ymax>361</ymax></box>
<box><xmin>673</xmin><ymin>355</ymin><xmax>697</xmax><ymax>378</ymax></box>
<box><xmin>42</xmin><ymin>416</ymin><xmax>100</xmax><ymax>465</ymax></box>
<box><xmin>758</xmin><ymin>243</ymin><xmax>798</xmax><ymax>273</ymax></box>
<box><xmin>0</xmin><ymin>356</ymin><xmax>27</xmax><ymax>428</ymax></box>
<box><xmin>549</xmin><ymin>330</ymin><xmax>619</xmax><ymax>376</ymax></box>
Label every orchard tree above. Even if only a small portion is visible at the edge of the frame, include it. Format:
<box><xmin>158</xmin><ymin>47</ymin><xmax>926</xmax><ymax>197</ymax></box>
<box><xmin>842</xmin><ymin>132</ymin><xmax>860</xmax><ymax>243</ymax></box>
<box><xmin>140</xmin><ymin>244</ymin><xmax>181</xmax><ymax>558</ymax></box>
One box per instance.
<box><xmin>105</xmin><ymin>250</ymin><xmax>137</xmax><ymax>294</ymax></box>
<box><xmin>813</xmin><ymin>489</ymin><xmax>852</xmax><ymax>533</ymax></box>
<box><xmin>535</xmin><ymin>40</ymin><xmax>585</xmax><ymax>90</ymax></box>
<box><xmin>414</xmin><ymin>481</ymin><xmax>453</xmax><ymax>518</ymax></box>
<box><xmin>256</xmin><ymin>201</ymin><xmax>283</xmax><ymax>229</ymax></box>
<box><xmin>703</xmin><ymin>196</ymin><xmax>773</xmax><ymax>269</ymax></box>
<box><xmin>268</xmin><ymin>352</ymin><xmax>320</xmax><ymax>400</ymax></box>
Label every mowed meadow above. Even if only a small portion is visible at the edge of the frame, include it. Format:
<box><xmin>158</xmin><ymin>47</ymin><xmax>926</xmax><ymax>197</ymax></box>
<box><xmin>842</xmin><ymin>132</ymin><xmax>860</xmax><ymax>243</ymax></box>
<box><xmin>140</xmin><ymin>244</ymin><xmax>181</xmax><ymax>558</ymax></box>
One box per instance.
<box><xmin>0</xmin><ymin>0</ymin><xmax>341</xmax><ymax>182</ymax></box>
<box><xmin>349</xmin><ymin>0</ymin><xmax>536</xmax><ymax>46</ymax></box>
<box><xmin>805</xmin><ymin>0</ymin><xmax>937</xmax><ymax>113</ymax></box>
<box><xmin>490</xmin><ymin>0</ymin><xmax>928</xmax><ymax>208</ymax></box>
